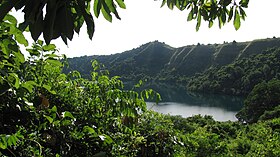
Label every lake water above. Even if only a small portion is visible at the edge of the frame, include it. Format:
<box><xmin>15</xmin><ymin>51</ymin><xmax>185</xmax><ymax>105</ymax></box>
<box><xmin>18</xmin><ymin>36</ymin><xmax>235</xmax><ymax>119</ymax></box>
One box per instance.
<box><xmin>142</xmin><ymin>83</ymin><xmax>244</xmax><ymax>121</ymax></box>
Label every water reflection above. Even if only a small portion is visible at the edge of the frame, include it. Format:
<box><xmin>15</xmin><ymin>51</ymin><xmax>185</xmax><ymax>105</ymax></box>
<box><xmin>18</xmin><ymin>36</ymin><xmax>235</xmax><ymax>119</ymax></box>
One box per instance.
<box><xmin>130</xmin><ymin>82</ymin><xmax>244</xmax><ymax>121</ymax></box>
<box><xmin>146</xmin><ymin>102</ymin><xmax>239</xmax><ymax>121</ymax></box>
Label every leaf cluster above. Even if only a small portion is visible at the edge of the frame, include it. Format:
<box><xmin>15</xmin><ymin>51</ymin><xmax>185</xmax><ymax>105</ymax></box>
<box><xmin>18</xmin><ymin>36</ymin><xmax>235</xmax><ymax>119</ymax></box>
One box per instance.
<box><xmin>0</xmin><ymin>0</ymin><xmax>126</xmax><ymax>45</ymax></box>
<box><xmin>159</xmin><ymin>0</ymin><xmax>249</xmax><ymax>31</ymax></box>
<box><xmin>1</xmin><ymin>13</ymin><xmax>280</xmax><ymax>157</ymax></box>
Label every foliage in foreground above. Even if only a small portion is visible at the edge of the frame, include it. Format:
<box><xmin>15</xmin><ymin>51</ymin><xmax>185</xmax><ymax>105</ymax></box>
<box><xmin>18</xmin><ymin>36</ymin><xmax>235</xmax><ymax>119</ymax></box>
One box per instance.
<box><xmin>0</xmin><ymin>0</ymin><xmax>249</xmax><ymax>45</ymax></box>
<box><xmin>1</xmin><ymin>13</ymin><xmax>280</xmax><ymax>157</ymax></box>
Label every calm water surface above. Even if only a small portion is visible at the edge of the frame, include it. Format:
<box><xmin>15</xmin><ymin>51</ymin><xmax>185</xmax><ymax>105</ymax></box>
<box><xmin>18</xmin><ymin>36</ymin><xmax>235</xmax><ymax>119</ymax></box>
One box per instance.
<box><xmin>143</xmin><ymin>83</ymin><xmax>244</xmax><ymax>121</ymax></box>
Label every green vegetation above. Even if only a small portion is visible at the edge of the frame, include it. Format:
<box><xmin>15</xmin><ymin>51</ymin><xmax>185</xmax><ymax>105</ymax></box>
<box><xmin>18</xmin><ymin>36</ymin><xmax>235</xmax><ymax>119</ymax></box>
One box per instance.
<box><xmin>1</xmin><ymin>1</ymin><xmax>280</xmax><ymax>156</ymax></box>
<box><xmin>64</xmin><ymin>41</ymin><xmax>174</xmax><ymax>81</ymax></box>
<box><xmin>236</xmin><ymin>79</ymin><xmax>280</xmax><ymax>123</ymax></box>
<box><xmin>1</xmin><ymin>14</ymin><xmax>280</xmax><ymax>156</ymax></box>
<box><xmin>0</xmin><ymin>14</ymin><xmax>162</xmax><ymax>156</ymax></box>
<box><xmin>65</xmin><ymin>38</ymin><xmax>280</xmax><ymax>88</ymax></box>
<box><xmin>187</xmin><ymin>47</ymin><xmax>280</xmax><ymax>95</ymax></box>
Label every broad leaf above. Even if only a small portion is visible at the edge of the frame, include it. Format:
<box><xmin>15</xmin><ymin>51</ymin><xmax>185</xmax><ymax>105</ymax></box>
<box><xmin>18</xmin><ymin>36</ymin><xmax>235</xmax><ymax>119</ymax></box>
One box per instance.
<box><xmin>94</xmin><ymin>0</ymin><xmax>102</xmax><ymax>17</ymax></box>
<box><xmin>44</xmin><ymin>115</ymin><xmax>54</xmax><ymax>123</ymax></box>
<box><xmin>42</xmin><ymin>44</ymin><xmax>56</xmax><ymax>51</ymax></box>
<box><xmin>115</xmin><ymin>0</ymin><xmax>126</xmax><ymax>9</ymax></box>
<box><xmin>233</xmin><ymin>9</ymin><xmax>241</xmax><ymax>30</ymax></box>
<box><xmin>62</xmin><ymin>111</ymin><xmax>75</xmax><ymax>119</ymax></box>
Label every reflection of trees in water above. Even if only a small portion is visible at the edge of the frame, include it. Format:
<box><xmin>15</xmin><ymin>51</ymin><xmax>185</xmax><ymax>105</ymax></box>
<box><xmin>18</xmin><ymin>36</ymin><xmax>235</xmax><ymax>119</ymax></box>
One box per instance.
<box><xmin>187</xmin><ymin>92</ymin><xmax>244</xmax><ymax>111</ymax></box>
<box><xmin>125</xmin><ymin>81</ymin><xmax>244</xmax><ymax>112</ymax></box>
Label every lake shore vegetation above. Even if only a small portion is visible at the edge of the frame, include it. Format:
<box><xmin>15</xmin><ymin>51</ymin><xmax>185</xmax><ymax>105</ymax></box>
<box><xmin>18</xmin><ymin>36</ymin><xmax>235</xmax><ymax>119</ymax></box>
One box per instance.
<box><xmin>1</xmin><ymin>0</ymin><xmax>280</xmax><ymax>155</ymax></box>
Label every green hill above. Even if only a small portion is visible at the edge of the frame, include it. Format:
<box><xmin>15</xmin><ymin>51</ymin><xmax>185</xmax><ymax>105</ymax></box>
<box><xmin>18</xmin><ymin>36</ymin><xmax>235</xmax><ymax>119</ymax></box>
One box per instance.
<box><xmin>64</xmin><ymin>37</ymin><xmax>280</xmax><ymax>95</ymax></box>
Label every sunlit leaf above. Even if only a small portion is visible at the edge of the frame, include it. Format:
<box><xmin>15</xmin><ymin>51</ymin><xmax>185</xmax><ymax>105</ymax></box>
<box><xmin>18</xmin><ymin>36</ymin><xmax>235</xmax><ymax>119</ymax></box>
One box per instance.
<box><xmin>233</xmin><ymin>9</ymin><xmax>241</xmax><ymax>30</ymax></box>
<box><xmin>51</xmin><ymin>106</ymin><xmax>57</xmax><ymax>112</ymax></box>
<box><xmin>10</xmin><ymin>73</ymin><xmax>20</xmax><ymax>89</ymax></box>
<box><xmin>42</xmin><ymin>44</ymin><xmax>56</xmax><ymax>51</ymax></box>
<box><xmin>38</xmin><ymin>40</ymin><xmax>44</xmax><ymax>46</ymax></box>
<box><xmin>101</xmin><ymin>4</ymin><xmax>112</xmax><ymax>22</ymax></box>
<box><xmin>15</xmin><ymin>32</ymin><xmax>28</xmax><ymax>46</ymax></box>
<box><xmin>44</xmin><ymin>115</ymin><xmax>54</xmax><ymax>123</ymax></box>
<box><xmin>46</xmin><ymin>59</ymin><xmax>62</xmax><ymax>67</ymax></box>
<box><xmin>208</xmin><ymin>20</ymin><xmax>213</xmax><ymax>28</ymax></box>
<box><xmin>21</xmin><ymin>81</ymin><xmax>37</xmax><ymax>93</ymax></box>
<box><xmin>115</xmin><ymin>0</ymin><xmax>126</xmax><ymax>9</ymax></box>
<box><xmin>43</xmin><ymin>84</ymin><xmax>56</xmax><ymax>94</ymax></box>
<box><xmin>62</xmin><ymin>111</ymin><xmax>75</xmax><ymax>119</ymax></box>
<box><xmin>13</xmin><ymin>51</ymin><xmax>25</xmax><ymax>64</ymax></box>
<box><xmin>0</xmin><ymin>136</ymin><xmax>7</xmax><ymax>149</ymax></box>
<box><xmin>3</xmin><ymin>14</ymin><xmax>17</xmax><ymax>25</ymax></box>
<box><xmin>83</xmin><ymin>126</ymin><xmax>97</xmax><ymax>135</ymax></box>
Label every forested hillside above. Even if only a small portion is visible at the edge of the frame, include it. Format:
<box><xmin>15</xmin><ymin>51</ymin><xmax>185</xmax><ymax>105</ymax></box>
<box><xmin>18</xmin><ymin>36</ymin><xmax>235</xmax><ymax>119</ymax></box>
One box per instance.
<box><xmin>187</xmin><ymin>48</ymin><xmax>280</xmax><ymax>95</ymax></box>
<box><xmin>2</xmin><ymin>1</ymin><xmax>280</xmax><ymax>156</ymax></box>
<box><xmin>65</xmin><ymin>37</ymin><xmax>280</xmax><ymax>92</ymax></box>
<box><xmin>64</xmin><ymin>41</ymin><xmax>175</xmax><ymax>80</ymax></box>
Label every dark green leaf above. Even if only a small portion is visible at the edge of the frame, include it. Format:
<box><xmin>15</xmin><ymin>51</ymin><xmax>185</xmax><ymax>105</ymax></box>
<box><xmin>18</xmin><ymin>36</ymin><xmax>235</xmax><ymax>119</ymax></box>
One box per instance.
<box><xmin>29</xmin><ymin>10</ymin><xmax>44</xmax><ymax>41</ymax></box>
<box><xmin>161</xmin><ymin>0</ymin><xmax>167</xmax><ymax>8</ymax></box>
<box><xmin>101</xmin><ymin>2</ymin><xmax>113</xmax><ymax>22</ymax></box>
<box><xmin>187</xmin><ymin>9</ymin><xmax>193</xmax><ymax>21</ymax></box>
<box><xmin>167</xmin><ymin>0</ymin><xmax>174</xmax><ymax>10</ymax></box>
<box><xmin>0</xmin><ymin>0</ymin><xmax>17</xmax><ymax>22</ymax></box>
<box><xmin>196</xmin><ymin>12</ymin><xmax>201</xmax><ymax>31</ymax></box>
<box><xmin>43</xmin><ymin>0</ymin><xmax>57</xmax><ymax>45</ymax></box>
<box><xmin>239</xmin><ymin>0</ymin><xmax>249</xmax><ymax>8</ymax></box>
<box><xmin>93</xmin><ymin>152</ymin><xmax>106</xmax><ymax>157</ymax></box>
<box><xmin>228</xmin><ymin>6</ymin><xmax>234</xmax><ymax>22</ymax></box>
<box><xmin>239</xmin><ymin>7</ymin><xmax>246</xmax><ymax>20</ymax></box>
<box><xmin>78</xmin><ymin>0</ymin><xmax>95</xmax><ymax>39</ymax></box>
<box><xmin>94</xmin><ymin>0</ymin><xmax>102</xmax><ymax>17</ymax></box>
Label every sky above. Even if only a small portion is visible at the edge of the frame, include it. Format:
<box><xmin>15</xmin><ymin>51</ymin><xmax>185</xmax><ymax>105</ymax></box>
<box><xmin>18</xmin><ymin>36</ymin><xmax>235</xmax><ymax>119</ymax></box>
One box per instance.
<box><xmin>19</xmin><ymin>0</ymin><xmax>280</xmax><ymax>57</ymax></box>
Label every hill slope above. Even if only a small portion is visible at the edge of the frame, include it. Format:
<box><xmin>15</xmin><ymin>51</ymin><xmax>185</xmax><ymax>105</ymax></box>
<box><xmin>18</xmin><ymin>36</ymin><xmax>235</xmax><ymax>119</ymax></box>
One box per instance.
<box><xmin>64</xmin><ymin>37</ymin><xmax>280</xmax><ymax>87</ymax></box>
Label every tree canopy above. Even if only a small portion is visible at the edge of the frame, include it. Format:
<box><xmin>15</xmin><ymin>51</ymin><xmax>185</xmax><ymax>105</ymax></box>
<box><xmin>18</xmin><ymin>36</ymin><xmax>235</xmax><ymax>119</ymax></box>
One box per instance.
<box><xmin>2</xmin><ymin>1</ymin><xmax>280</xmax><ymax>156</ymax></box>
<box><xmin>0</xmin><ymin>0</ymin><xmax>249</xmax><ymax>45</ymax></box>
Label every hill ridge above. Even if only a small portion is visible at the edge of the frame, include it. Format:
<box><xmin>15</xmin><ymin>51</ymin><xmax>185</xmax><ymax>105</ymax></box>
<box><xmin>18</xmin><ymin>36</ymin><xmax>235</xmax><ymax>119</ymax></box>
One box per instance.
<box><xmin>64</xmin><ymin>37</ymin><xmax>280</xmax><ymax>82</ymax></box>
